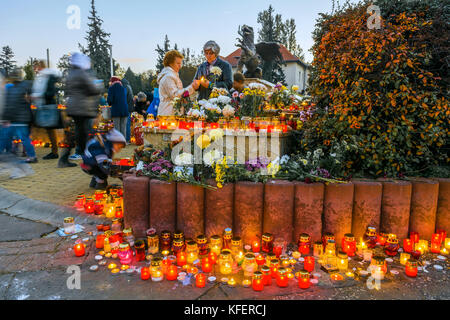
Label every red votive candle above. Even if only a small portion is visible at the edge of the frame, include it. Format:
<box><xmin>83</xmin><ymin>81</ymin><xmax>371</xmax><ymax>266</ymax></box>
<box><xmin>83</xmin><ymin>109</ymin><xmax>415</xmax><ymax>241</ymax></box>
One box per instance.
<box><xmin>298</xmin><ymin>270</ymin><xmax>311</xmax><ymax>289</ymax></box>
<box><xmin>74</xmin><ymin>243</ymin><xmax>85</xmax><ymax>257</ymax></box>
<box><xmin>256</xmin><ymin>254</ymin><xmax>266</xmax><ymax>266</ymax></box>
<box><xmin>177</xmin><ymin>251</ymin><xmax>187</xmax><ymax>267</ymax></box>
<box><xmin>273</xmin><ymin>246</ymin><xmax>283</xmax><ymax>258</ymax></box>
<box><xmin>166</xmin><ymin>265</ymin><xmax>178</xmax><ymax>281</ymax></box>
<box><xmin>276</xmin><ymin>268</ymin><xmax>289</xmax><ymax>288</ymax></box>
<box><xmin>410</xmin><ymin>232</ymin><xmax>419</xmax><ymax>244</ymax></box>
<box><xmin>196</xmin><ymin>273</ymin><xmax>206</xmax><ymax>288</ymax></box>
<box><xmin>252</xmin><ymin>241</ymin><xmax>261</xmax><ymax>253</ymax></box>
<box><xmin>405</xmin><ymin>259</ymin><xmax>418</xmax><ymax>278</ymax></box>
<box><xmin>202</xmin><ymin>258</ymin><xmax>213</xmax><ymax>273</ymax></box>
<box><xmin>436</xmin><ymin>229</ymin><xmax>446</xmax><ymax>244</ymax></box>
<box><xmin>208</xmin><ymin>251</ymin><xmax>217</xmax><ymax>265</ymax></box>
<box><xmin>303</xmin><ymin>256</ymin><xmax>315</xmax><ymax>272</ymax></box>
<box><xmin>403</xmin><ymin>239</ymin><xmax>413</xmax><ymax>253</ymax></box>
<box><xmin>96</xmin><ymin>234</ymin><xmax>105</xmax><ymax>249</ymax></box>
<box><xmin>252</xmin><ymin>272</ymin><xmax>264</xmax><ymax>292</ymax></box>
<box><xmin>141</xmin><ymin>267</ymin><xmax>150</xmax><ymax>280</ymax></box>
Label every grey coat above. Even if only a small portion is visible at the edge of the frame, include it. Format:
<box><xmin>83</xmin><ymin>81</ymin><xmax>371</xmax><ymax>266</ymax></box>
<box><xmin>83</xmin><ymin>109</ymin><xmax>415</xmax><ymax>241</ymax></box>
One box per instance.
<box><xmin>65</xmin><ymin>68</ymin><xmax>101</xmax><ymax>118</ymax></box>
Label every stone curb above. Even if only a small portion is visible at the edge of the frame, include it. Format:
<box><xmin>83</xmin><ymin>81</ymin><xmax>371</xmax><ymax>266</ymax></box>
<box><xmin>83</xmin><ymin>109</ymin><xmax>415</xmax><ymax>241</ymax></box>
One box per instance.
<box><xmin>0</xmin><ymin>187</ymin><xmax>109</xmax><ymax>228</ymax></box>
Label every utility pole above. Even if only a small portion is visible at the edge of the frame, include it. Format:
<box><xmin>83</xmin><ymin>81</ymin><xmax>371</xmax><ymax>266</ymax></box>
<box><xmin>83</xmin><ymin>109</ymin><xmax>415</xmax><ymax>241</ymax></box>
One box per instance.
<box><xmin>46</xmin><ymin>49</ymin><xmax>50</xmax><ymax>68</ymax></box>
<box><xmin>110</xmin><ymin>45</ymin><xmax>113</xmax><ymax>77</ymax></box>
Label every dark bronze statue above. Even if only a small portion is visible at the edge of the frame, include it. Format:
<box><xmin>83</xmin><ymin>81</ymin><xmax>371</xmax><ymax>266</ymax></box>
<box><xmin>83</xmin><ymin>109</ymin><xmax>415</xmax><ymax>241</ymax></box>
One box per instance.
<box><xmin>236</xmin><ymin>25</ymin><xmax>283</xmax><ymax>79</ymax></box>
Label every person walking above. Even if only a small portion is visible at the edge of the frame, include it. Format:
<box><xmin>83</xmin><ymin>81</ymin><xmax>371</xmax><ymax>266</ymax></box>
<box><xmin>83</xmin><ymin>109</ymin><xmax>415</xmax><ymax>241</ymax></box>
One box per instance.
<box><xmin>107</xmin><ymin>76</ymin><xmax>128</xmax><ymax>138</ymax></box>
<box><xmin>121</xmin><ymin>78</ymin><xmax>134</xmax><ymax>143</ymax></box>
<box><xmin>2</xmin><ymin>68</ymin><xmax>37</xmax><ymax>163</ymax></box>
<box><xmin>31</xmin><ymin>60</ymin><xmax>62</xmax><ymax>160</ymax></box>
<box><xmin>63</xmin><ymin>53</ymin><xmax>101</xmax><ymax>166</ymax></box>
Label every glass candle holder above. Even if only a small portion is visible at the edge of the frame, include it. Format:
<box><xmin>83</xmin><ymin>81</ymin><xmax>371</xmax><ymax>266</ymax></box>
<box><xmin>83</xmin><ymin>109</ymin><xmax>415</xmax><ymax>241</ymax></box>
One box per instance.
<box><xmin>118</xmin><ymin>243</ymin><xmax>133</xmax><ymax>265</ymax></box>
<box><xmin>252</xmin><ymin>272</ymin><xmax>264</xmax><ymax>291</ymax></box>
<box><xmin>209</xmin><ymin>235</ymin><xmax>222</xmax><ymax>256</ymax></box>
<box><xmin>322</xmin><ymin>233</ymin><xmax>335</xmax><ymax>248</ymax></box>
<box><xmin>363</xmin><ymin>249</ymin><xmax>373</xmax><ymax>262</ymax></box>
<box><xmin>431</xmin><ymin>233</ymin><xmax>442</xmax><ymax>254</ymax></box>
<box><xmin>103</xmin><ymin>236</ymin><xmax>111</xmax><ymax>253</ymax></box>
<box><xmin>342</xmin><ymin>233</ymin><xmax>356</xmax><ymax>257</ymax></box>
<box><xmin>177</xmin><ymin>251</ymin><xmax>187</xmax><ymax>267</ymax></box>
<box><xmin>96</xmin><ymin>233</ymin><xmax>105</xmax><ymax>249</ymax></box>
<box><xmin>173</xmin><ymin>230</ymin><xmax>185</xmax><ymax>243</ymax></box>
<box><xmin>403</xmin><ymin>239</ymin><xmax>413</xmax><ymax>253</ymax></box>
<box><xmin>111</xmin><ymin>218</ymin><xmax>122</xmax><ymax>234</ymax></box>
<box><xmin>208</xmin><ymin>251</ymin><xmax>218</xmax><ymax>265</ymax></box>
<box><xmin>261</xmin><ymin>265</ymin><xmax>271</xmax><ymax>286</ymax></box>
<box><xmin>378</xmin><ymin>232</ymin><xmax>388</xmax><ymax>246</ymax></box>
<box><xmin>63</xmin><ymin>217</ymin><xmax>75</xmax><ymax>235</ymax></box>
<box><xmin>384</xmin><ymin>234</ymin><xmax>400</xmax><ymax>256</ymax></box>
<box><xmin>269</xmin><ymin>258</ymin><xmax>280</xmax><ymax>278</ymax></box>
<box><xmin>84</xmin><ymin>198</ymin><xmax>95</xmax><ymax>214</ymax></box>
<box><xmin>405</xmin><ymin>259</ymin><xmax>418</xmax><ymax>277</ymax></box>
<box><xmin>123</xmin><ymin>228</ymin><xmax>135</xmax><ymax>247</ymax></box>
<box><xmin>242</xmin><ymin>253</ymin><xmax>258</xmax><ymax>278</ymax></box>
<box><xmin>115</xmin><ymin>206</ymin><xmax>123</xmax><ymax>219</ymax></box>
<box><xmin>400</xmin><ymin>252</ymin><xmax>411</xmax><ymax>265</ymax></box>
<box><xmin>445</xmin><ymin>238</ymin><xmax>450</xmax><ymax>250</ymax></box>
<box><xmin>337</xmin><ymin>251</ymin><xmax>348</xmax><ymax>271</ymax></box>
<box><xmin>141</xmin><ymin>266</ymin><xmax>150</xmax><ymax>280</ymax></box>
<box><xmin>160</xmin><ymin>231</ymin><xmax>172</xmax><ymax>253</ymax></box>
<box><xmin>436</xmin><ymin>229</ymin><xmax>446</xmax><ymax>244</ymax></box>
<box><xmin>256</xmin><ymin>254</ymin><xmax>266</xmax><ymax>266</ymax></box>
<box><xmin>73</xmin><ymin>243</ymin><xmax>85</xmax><ymax>257</ymax></box>
<box><xmin>201</xmin><ymin>257</ymin><xmax>213</xmax><ymax>273</ymax></box>
<box><xmin>304</xmin><ymin>256</ymin><xmax>315</xmax><ymax>272</ymax></box>
<box><xmin>262</xmin><ymin>233</ymin><xmax>274</xmax><ymax>254</ymax></box>
<box><xmin>147</xmin><ymin>234</ymin><xmax>159</xmax><ymax>254</ymax></box>
<box><xmin>313</xmin><ymin>241</ymin><xmax>324</xmax><ymax>258</ymax></box>
<box><xmin>273</xmin><ymin>240</ymin><xmax>284</xmax><ymax>258</ymax></box>
<box><xmin>298</xmin><ymin>270</ymin><xmax>311</xmax><ymax>289</ymax></box>
<box><xmin>186</xmin><ymin>240</ymin><xmax>199</xmax><ymax>264</ymax></box>
<box><xmin>219</xmin><ymin>250</ymin><xmax>233</xmax><ymax>275</ymax></box>
<box><xmin>151</xmin><ymin>258</ymin><xmax>164</xmax><ymax>282</ymax></box>
<box><xmin>252</xmin><ymin>240</ymin><xmax>261</xmax><ymax>253</ymax></box>
<box><xmin>416</xmin><ymin>240</ymin><xmax>429</xmax><ymax>254</ymax></box>
<box><xmin>172</xmin><ymin>238</ymin><xmax>185</xmax><ymax>255</ymax></box>
<box><xmin>166</xmin><ymin>265</ymin><xmax>178</xmax><ymax>281</ymax></box>
<box><xmin>370</xmin><ymin>255</ymin><xmax>387</xmax><ymax>278</ymax></box>
<box><xmin>410</xmin><ymin>231</ymin><xmax>420</xmax><ymax>244</ymax></box>
<box><xmin>196</xmin><ymin>273</ymin><xmax>206</xmax><ymax>288</ymax></box>
<box><xmin>93</xmin><ymin>200</ymin><xmax>104</xmax><ymax>215</ymax></box>
<box><xmin>223</xmin><ymin>228</ymin><xmax>233</xmax><ymax>250</ymax></box>
<box><xmin>280</xmin><ymin>255</ymin><xmax>290</xmax><ymax>268</ymax></box>
<box><xmin>135</xmin><ymin>240</ymin><xmax>146</xmax><ymax>262</ymax></box>
<box><xmin>231</xmin><ymin>236</ymin><xmax>243</xmax><ymax>258</ymax></box>
<box><xmin>363</xmin><ymin>226</ymin><xmax>378</xmax><ymax>248</ymax></box>
<box><xmin>276</xmin><ymin>267</ymin><xmax>289</xmax><ymax>288</ymax></box>
<box><xmin>74</xmin><ymin>194</ymin><xmax>86</xmax><ymax>211</ymax></box>
<box><xmin>196</xmin><ymin>235</ymin><xmax>209</xmax><ymax>256</ymax></box>
<box><xmin>298</xmin><ymin>233</ymin><xmax>311</xmax><ymax>255</ymax></box>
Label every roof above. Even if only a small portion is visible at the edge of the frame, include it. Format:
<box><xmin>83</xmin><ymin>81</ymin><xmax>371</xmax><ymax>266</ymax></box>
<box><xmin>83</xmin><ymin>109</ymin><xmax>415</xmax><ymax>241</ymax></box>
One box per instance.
<box><xmin>222</xmin><ymin>44</ymin><xmax>309</xmax><ymax>69</ymax></box>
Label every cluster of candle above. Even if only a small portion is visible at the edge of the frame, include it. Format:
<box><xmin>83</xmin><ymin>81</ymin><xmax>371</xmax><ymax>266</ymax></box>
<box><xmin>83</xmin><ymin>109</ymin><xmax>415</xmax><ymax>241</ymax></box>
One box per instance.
<box><xmin>74</xmin><ymin>188</ymin><xmax>124</xmax><ymax>219</ymax></box>
<box><xmin>140</xmin><ymin>115</ymin><xmax>293</xmax><ymax>134</ymax></box>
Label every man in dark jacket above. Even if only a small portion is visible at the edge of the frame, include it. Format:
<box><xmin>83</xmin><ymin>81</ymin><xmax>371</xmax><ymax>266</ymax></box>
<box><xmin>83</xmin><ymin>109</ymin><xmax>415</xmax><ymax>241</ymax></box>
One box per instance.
<box><xmin>65</xmin><ymin>53</ymin><xmax>101</xmax><ymax>161</ymax></box>
<box><xmin>194</xmin><ymin>41</ymin><xmax>233</xmax><ymax>100</ymax></box>
<box><xmin>107</xmin><ymin>77</ymin><xmax>128</xmax><ymax>139</ymax></box>
<box><xmin>2</xmin><ymin>68</ymin><xmax>37</xmax><ymax>163</ymax></box>
<box><xmin>121</xmin><ymin>78</ymin><xmax>134</xmax><ymax>143</ymax></box>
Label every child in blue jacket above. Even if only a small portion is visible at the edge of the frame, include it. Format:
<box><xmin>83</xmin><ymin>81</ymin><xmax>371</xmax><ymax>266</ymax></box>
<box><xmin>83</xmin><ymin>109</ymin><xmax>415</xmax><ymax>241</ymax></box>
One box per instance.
<box><xmin>81</xmin><ymin>129</ymin><xmax>126</xmax><ymax>189</ymax></box>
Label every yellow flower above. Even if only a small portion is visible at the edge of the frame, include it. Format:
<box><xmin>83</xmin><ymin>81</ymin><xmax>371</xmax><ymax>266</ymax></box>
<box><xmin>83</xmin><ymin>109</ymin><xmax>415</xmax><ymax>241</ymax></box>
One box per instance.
<box><xmin>196</xmin><ymin>135</ymin><xmax>211</xmax><ymax>149</ymax></box>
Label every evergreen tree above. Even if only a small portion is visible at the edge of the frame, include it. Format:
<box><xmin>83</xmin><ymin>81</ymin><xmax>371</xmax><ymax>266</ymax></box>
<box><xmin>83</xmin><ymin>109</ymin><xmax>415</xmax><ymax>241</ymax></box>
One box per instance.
<box><xmin>57</xmin><ymin>54</ymin><xmax>71</xmax><ymax>78</ymax></box>
<box><xmin>23</xmin><ymin>58</ymin><xmax>36</xmax><ymax>80</ymax></box>
<box><xmin>155</xmin><ymin>35</ymin><xmax>171</xmax><ymax>72</ymax></box>
<box><xmin>79</xmin><ymin>0</ymin><xmax>112</xmax><ymax>85</ymax></box>
<box><xmin>283</xmin><ymin>19</ymin><xmax>305</xmax><ymax>61</ymax></box>
<box><xmin>0</xmin><ymin>46</ymin><xmax>17</xmax><ymax>77</ymax></box>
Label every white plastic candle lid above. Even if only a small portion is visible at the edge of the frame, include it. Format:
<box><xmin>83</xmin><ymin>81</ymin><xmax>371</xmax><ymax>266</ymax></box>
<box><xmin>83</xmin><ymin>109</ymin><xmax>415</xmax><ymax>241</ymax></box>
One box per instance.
<box><xmin>208</xmin><ymin>276</ymin><xmax>216</xmax><ymax>282</ymax></box>
<box><xmin>310</xmin><ymin>279</ymin><xmax>319</xmax><ymax>284</ymax></box>
<box><xmin>312</xmin><ymin>273</ymin><xmax>321</xmax><ymax>278</ymax></box>
<box><xmin>385</xmin><ymin>258</ymin><xmax>393</xmax><ymax>263</ymax></box>
<box><xmin>89</xmin><ymin>265</ymin><xmax>98</xmax><ymax>271</ymax></box>
<box><xmin>437</xmin><ymin>255</ymin><xmax>447</xmax><ymax>260</ymax></box>
<box><xmin>99</xmin><ymin>260</ymin><xmax>107</xmax><ymax>266</ymax></box>
<box><xmin>434</xmin><ymin>265</ymin><xmax>443</xmax><ymax>270</ymax></box>
<box><xmin>95</xmin><ymin>255</ymin><xmax>103</xmax><ymax>260</ymax></box>
<box><xmin>390</xmin><ymin>270</ymin><xmax>399</xmax><ymax>275</ymax></box>
<box><xmin>359</xmin><ymin>270</ymin><xmax>369</xmax><ymax>276</ymax></box>
<box><xmin>299</xmin><ymin>257</ymin><xmax>305</xmax><ymax>262</ymax></box>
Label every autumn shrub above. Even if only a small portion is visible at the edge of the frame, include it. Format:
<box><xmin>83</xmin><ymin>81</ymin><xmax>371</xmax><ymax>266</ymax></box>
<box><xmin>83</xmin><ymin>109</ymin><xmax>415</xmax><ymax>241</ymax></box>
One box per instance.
<box><xmin>303</xmin><ymin>1</ymin><xmax>449</xmax><ymax>178</ymax></box>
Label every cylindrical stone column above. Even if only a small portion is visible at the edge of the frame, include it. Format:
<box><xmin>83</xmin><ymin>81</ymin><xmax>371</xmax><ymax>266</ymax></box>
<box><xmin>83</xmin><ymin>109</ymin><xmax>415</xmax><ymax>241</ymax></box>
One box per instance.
<box><xmin>149</xmin><ymin>179</ymin><xmax>177</xmax><ymax>233</ymax></box>
<box><xmin>176</xmin><ymin>183</ymin><xmax>205</xmax><ymax>239</ymax></box>
<box><xmin>409</xmin><ymin>178</ymin><xmax>439</xmax><ymax>240</ymax></box>
<box><xmin>263</xmin><ymin>180</ymin><xmax>295</xmax><ymax>244</ymax></box>
<box><xmin>293</xmin><ymin>182</ymin><xmax>324</xmax><ymax>242</ymax></box>
<box><xmin>123</xmin><ymin>175</ymin><xmax>150</xmax><ymax>238</ymax></box>
<box><xmin>323</xmin><ymin>182</ymin><xmax>354</xmax><ymax>245</ymax></box>
<box><xmin>205</xmin><ymin>180</ymin><xmax>234</xmax><ymax>238</ymax></box>
<box><xmin>433</xmin><ymin>178</ymin><xmax>450</xmax><ymax>234</ymax></box>
<box><xmin>379</xmin><ymin>179</ymin><xmax>412</xmax><ymax>240</ymax></box>
<box><xmin>352</xmin><ymin>180</ymin><xmax>383</xmax><ymax>240</ymax></box>
<box><xmin>234</xmin><ymin>181</ymin><xmax>264</xmax><ymax>245</ymax></box>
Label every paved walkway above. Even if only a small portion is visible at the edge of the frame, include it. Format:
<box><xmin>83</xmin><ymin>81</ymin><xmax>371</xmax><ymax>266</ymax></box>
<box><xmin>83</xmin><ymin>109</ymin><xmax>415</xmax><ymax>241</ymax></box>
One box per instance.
<box><xmin>0</xmin><ymin>145</ymin><xmax>134</xmax><ymax>207</ymax></box>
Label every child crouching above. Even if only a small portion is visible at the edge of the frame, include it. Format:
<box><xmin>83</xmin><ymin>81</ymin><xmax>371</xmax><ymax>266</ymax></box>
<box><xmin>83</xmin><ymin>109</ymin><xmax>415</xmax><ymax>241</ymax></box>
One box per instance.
<box><xmin>81</xmin><ymin>129</ymin><xmax>126</xmax><ymax>189</ymax></box>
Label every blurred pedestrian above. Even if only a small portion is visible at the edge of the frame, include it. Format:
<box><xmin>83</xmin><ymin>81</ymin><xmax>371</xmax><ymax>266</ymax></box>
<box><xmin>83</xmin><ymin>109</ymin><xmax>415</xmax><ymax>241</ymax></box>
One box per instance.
<box><xmin>121</xmin><ymin>78</ymin><xmax>134</xmax><ymax>143</ymax></box>
<box><xmin>31</xmin><ymin>59</ymin><xmax>62</xmax><ymax>160</ymax></box>
<box><xmin>146</xmin><ymin>88</ymin><xmax>159</xmax><ymax>117</ymax></box>
<box><xmin>107</xmin><ymin>76</ymin><xmax>128</xmax><ymax>138</ymax></box>
<box><xmin>99</xmin><ymin>92</ymin><xmax>107</xmax><ymax>106</ymax></box>
<box><xmin>135</xmin><ymin>92</ymin><xmax>149</xmax><ymax>116</ymax></box>
<box><xmin>65</xmin><ymin>53</ymin><xmax>101</xmax><ymax>162</ymax></box>
<box><xmin>2</xmin><ymin>68</ymin><xmax>37</xmax><ymax>163</ymax></box>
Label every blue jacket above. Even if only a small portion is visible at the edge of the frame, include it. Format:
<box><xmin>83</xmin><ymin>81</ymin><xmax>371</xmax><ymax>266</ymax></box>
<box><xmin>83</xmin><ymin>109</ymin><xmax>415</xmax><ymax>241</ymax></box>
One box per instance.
<box><xmin>194</xmin><ymin>57</ymin><xmax>233</xmax><ymax>100</ymax></box>
<box><xmin>107</xmin><ymin>82</ymin><xmax>129</xmax><ymax>117</ymax></box>
<box><xmin>82</xmin><ymin>129</ymin><xmax>126</xmax><ymax>167</ymax></box>
<box><xmin>146</xmin><ymin>88</ymin><xmax>159</xmax><ymax>117</ymax></box>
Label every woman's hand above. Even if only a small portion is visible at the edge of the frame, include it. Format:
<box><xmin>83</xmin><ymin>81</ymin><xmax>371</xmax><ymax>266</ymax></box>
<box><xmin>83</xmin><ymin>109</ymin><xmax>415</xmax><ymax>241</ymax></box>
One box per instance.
<box><xmin>192</xmin><ymin>79</ymin><xmax>201</xmax><ymax>90</ymax></box>
<box><xmin>200</xmin><ymin>78</ymin><xmax>210</xmax><ymax>88</ymax></box>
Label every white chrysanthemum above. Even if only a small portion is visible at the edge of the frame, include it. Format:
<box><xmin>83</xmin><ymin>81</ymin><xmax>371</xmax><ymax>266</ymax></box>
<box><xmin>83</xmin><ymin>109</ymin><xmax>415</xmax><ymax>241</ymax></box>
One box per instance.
<box><xmin>188</xmin><ymin>109</ymin><xmax>202</xmax><ymax>118</ymax></box>
<box><xmin>222</xmin><ymin>104</ymin><xmax>235</xmax><ymax>118</ymax></box>
<box><xmin>217</xmin><ymin>95</ymin><xmax>231</xmax><ymax>105</ymax></box>
<box><xmin>203</xmin><ymin>149</ymin><xmax>223</xmax><ymax>166</ymax></box>
<box><xmin>198</xmin><ymin>99</ymin><xmax>208</xmax><ymax>106</ymax></box>
<box><xmin>209</xmin><ymin>128</ymin><xmax>225</xmax><ymax>141</ymax></box>
<box><xmin>248</xmin><ymin>82</ymin><xmax>266</xmax><ymax>91</ymax></box>
<box><xmin>209</xmin><ymin>98</ymin><xmax>218</xmax><ymax>104</ymax></box>
<box><xmin>280</xmin><ymin>155</ymin><xmax>290</xmax><ymax>165</ymax></box>
<box><xmin>174</xmin><ymin>153</ymin><xmax>194</xmax><ymax>166</ymax></box>
<box><xmin>210</xmin><ymin>66</ymin><xmax>222</xmax><ymax>76</ymax></box>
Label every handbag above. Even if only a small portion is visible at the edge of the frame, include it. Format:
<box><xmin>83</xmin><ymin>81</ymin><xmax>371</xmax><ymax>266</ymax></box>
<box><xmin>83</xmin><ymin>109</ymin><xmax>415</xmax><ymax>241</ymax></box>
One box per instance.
<box><xmin>34</xmin><ymin>104</ymin><xmax>64</xmax><ymax>129</ymax></box>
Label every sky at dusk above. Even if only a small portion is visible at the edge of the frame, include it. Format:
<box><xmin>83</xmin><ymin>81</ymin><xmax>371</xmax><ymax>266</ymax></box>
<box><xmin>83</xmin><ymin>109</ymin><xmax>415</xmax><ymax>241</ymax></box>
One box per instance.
<box><xmin>0</xmin><ymin>0</ymin><xmax>358</xmax><ymax>73</ymax></box>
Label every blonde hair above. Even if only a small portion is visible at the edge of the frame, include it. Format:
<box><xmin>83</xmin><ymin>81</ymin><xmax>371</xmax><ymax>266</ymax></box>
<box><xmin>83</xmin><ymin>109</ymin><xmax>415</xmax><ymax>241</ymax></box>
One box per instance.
<box><xmin>163</xmin><ymin>50</ymin><xmax>184</xmax><ymax>67</ymax></box>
